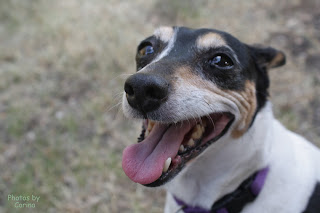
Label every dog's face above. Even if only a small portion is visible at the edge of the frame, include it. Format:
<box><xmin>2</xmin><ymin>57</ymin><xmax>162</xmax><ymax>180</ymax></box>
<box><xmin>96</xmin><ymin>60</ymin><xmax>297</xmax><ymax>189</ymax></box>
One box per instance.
<box><xmin>121</xmin><ymin>26</ymin><xmax>285</xmax><ymax>187</ymax></box>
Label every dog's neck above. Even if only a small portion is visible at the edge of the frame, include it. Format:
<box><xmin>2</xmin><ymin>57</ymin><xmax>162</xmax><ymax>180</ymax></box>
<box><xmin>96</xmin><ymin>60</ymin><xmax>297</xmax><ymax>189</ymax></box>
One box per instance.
<box><xmin>164</xmin><ymin>102</ymin><xmax>275</xmax><ymax>209</ymax></box>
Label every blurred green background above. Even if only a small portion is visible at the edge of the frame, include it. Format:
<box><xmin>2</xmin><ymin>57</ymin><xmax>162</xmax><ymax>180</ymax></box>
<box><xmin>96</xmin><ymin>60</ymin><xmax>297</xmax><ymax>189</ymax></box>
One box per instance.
<box><xmin>0</xmin><ymin>0</ymin><xmax>319</xmax><ymax>212</ymax></box>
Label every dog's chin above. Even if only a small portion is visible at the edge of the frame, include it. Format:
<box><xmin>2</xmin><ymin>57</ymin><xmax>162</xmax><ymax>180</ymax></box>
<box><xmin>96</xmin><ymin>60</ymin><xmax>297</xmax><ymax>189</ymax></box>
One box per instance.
<box><xmin>122</xmin><ymin>111</ymin><xmax>235</xmax><ymax>187</ymax></box>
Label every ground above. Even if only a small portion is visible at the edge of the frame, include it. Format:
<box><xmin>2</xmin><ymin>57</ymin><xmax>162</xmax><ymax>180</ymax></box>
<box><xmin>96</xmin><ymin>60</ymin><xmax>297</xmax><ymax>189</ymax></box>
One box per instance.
<box><xmin>0</xmin><ymin>0</ymin><xmax>319</xmax><ymax>212</ymax></box>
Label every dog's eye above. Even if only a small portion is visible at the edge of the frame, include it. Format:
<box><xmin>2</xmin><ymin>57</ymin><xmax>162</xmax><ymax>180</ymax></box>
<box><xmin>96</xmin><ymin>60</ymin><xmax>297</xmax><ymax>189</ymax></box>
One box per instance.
<box><xmin>138</xmin><ymin>44</ymin><xmax>154</xmax><ymax>56</ymax></box>
<box><xmin>209</xmin><ymin>54</ymin><xmax>234</xmax><ymax>68</ymax></box>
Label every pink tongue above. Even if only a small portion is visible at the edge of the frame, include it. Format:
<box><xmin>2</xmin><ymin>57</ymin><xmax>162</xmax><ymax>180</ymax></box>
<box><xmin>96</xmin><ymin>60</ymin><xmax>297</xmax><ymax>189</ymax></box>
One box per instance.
<box><xmin>122</xmin><ymin>121</ymin><xmax>195</xmax><ymax>184</ymax></box>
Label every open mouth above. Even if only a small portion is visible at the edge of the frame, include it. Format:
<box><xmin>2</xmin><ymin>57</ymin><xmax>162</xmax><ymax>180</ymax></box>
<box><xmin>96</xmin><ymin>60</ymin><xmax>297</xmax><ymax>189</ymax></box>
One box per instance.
<box><xmin>122</xmin><ymin>112</ymin><xmax>234</xmax><ymax>187</ymax></box>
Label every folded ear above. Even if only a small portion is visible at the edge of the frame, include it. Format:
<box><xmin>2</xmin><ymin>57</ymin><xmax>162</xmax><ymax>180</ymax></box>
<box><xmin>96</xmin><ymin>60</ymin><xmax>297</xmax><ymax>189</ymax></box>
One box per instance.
<box><xmin>247</xmin><ymin>44</ymin><xmax>286</xmax><ymax>69</ymax></box>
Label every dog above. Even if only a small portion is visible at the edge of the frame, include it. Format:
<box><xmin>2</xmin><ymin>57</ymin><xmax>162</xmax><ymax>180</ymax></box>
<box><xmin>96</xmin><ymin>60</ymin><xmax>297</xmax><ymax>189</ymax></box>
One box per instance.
<box><xmin>121</xmin><ymin>26</ymin><xmax>320</xmax><ymax>213</ymax></box>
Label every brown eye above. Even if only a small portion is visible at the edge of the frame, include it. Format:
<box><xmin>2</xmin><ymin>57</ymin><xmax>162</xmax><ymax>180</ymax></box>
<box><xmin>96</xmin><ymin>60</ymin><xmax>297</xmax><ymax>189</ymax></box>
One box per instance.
<box><xmin>139</xmin><ymin>45</ymin><xmax>154</xmax><ymax>56</ymax></box>
<box><xmin>209</xmin><ymin>54</ymin><xmax>234</xmax><ymax>68</ymax></box>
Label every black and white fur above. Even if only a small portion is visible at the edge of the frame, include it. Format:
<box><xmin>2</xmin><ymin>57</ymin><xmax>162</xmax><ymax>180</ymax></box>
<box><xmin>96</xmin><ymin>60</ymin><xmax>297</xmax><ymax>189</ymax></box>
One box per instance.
<box><xmin>122</xmin><ymin>26</ymin><xmax>320</xmax><ymax>213</ymax></box>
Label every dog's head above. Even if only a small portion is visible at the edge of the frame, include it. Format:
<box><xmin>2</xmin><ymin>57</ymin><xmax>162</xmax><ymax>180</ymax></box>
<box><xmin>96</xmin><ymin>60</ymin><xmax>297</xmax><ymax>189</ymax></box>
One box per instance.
<box><xmin>121</xmin><ymin>26</ymin><xmax>285</xmax><ymax>187</ymax></box>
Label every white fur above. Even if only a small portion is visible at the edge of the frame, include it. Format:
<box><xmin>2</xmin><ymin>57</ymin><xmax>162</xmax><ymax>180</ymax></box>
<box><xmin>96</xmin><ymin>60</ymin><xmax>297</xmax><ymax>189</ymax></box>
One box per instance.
<box><xmin>152</xmin><ymin>28</ymin><xmax>178</xmax><ymax>64</ymax></box>
<box><xmin>154</xmin><ymin>26</ymin><xmax>174</xmax><ymax>43</ymax></box>
<box><xmin>164</xmin><ymin>102</ymin><xmax>320</xmax><ymax>213</ymax></box>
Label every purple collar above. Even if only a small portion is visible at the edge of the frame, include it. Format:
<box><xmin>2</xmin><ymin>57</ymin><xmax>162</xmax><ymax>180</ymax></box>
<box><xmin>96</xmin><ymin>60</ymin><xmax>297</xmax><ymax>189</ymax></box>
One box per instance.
<box><xmin>174</xmin><ymin>167</ymin><xmax>269</xmax><ymax>213</ymax></box>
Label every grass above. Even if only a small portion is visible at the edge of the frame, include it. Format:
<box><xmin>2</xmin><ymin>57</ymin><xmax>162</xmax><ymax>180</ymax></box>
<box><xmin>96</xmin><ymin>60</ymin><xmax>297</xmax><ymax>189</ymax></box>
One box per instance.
<box><xmin>0</xmin><ymin>0</ymin><xmax>319</xmax><ymax>212</ymax></box>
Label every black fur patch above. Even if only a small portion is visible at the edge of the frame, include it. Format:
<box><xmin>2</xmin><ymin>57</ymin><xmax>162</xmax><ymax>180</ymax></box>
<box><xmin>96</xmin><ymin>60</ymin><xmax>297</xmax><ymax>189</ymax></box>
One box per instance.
<box><xmin>302</xmin><ymin>182</ymin><xmax>320</xmax><ymax>213</ymax></box>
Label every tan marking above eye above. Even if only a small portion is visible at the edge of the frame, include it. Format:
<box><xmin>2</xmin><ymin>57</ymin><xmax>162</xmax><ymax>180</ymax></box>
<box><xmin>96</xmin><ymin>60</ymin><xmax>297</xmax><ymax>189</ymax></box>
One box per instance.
<box><xmin>196</xmin><ymin>32</ymin><xmax>227</xmax><ymax>50</ymax></box>
<box><xmin>154</xmin><ymin>26</ymin><xmax>174</xmax><ymax>43</ymax></box>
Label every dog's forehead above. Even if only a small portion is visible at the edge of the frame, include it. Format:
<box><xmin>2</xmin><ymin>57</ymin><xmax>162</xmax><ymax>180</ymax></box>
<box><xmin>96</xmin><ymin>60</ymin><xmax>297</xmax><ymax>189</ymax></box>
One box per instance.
<box><xmin>176</xmin><ymin>27</ymin><xmax>229</xmax><ymax>49</ymax></box>
<box><xmin>153</xmin><ymin>26</ymin><xmax>236</xmax><ymax>49</ymax></box>
<box><xmin>153</xmin><ymin>26</ymin><xmax>175</xmax><ymax>43</ymax></box>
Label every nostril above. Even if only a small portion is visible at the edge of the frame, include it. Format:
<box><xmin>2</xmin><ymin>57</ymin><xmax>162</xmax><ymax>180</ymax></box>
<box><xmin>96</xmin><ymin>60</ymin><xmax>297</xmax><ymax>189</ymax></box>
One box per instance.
<box><xmin>124</xmin><ymin>83</ymin><xmax>134</xmax><ymax>96</ymax></box>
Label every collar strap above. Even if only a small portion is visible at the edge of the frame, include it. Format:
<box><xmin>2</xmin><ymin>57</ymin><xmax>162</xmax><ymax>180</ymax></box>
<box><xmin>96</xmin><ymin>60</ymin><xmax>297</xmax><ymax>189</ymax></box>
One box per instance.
<box><xmin>174</xmin><ymin>167</ymin><xmax>269</xmax><ymax>213</ymax></box>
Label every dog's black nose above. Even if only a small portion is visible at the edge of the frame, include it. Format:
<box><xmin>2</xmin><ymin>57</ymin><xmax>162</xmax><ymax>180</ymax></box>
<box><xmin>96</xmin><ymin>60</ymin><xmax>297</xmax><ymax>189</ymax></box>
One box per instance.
<box><xmin>124</xmin><ymin>73</ymin><xmax>169</xmax><ymax>113</ymax></box>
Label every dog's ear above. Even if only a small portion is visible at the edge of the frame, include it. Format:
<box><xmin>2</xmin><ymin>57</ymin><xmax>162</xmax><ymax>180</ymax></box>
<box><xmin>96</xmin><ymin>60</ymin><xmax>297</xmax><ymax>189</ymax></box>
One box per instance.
<box><xmin>247</xmin><ymin>44</ymin><xmax>286</xmax><ymax>69</ymax></box>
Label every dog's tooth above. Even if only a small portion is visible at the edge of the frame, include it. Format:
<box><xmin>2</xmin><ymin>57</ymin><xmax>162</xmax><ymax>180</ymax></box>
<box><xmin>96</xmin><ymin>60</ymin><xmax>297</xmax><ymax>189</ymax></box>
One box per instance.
<box><xmin>191</xmin><ymin>124</ymin><xmax>202</xmax><ymax>139</ymax></box>
<box><xmin>187</xmin><ymin>139</ymin><xmax>195</xmax><ymax>147</ymax></box>
<box><xmin>147</xmin><ymin>120</ymin><xmax>155</xmax><ymax>134</ymax></box>
<box><xmin>179</xmin><ymin>145</ymin><xmax>185</xmax><ymax>152</ymax></box>
<box><xmin>145</xmin><ymin>130</ymin><xmax>150</xmax><ymax>137</ymax></box>
<box><xmin>149</xmin><ymin>120</ymin><xmax>155</xmax><ymax>127</ymax></box>
<box><xmin>148</xmin><ymin>120</ymin><xmax>155</xmax><ymax>130</ymax></box>
<box><xmin>163</xmin><ymin>157</ymin><xmax>171</xmax><ymax>173</ymax></box>
<box><xmin>197</xmin><ymin>124</ymin><xmax>202</xmax><ymax>131</ymax></box>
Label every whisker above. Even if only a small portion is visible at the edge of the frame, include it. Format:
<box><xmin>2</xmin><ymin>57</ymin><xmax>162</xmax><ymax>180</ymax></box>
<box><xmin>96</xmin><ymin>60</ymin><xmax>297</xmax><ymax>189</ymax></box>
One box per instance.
<box><xmin>107</xmin><ymin>101</ymin><xmax>122</xmax><ymax>113</ymax></box>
